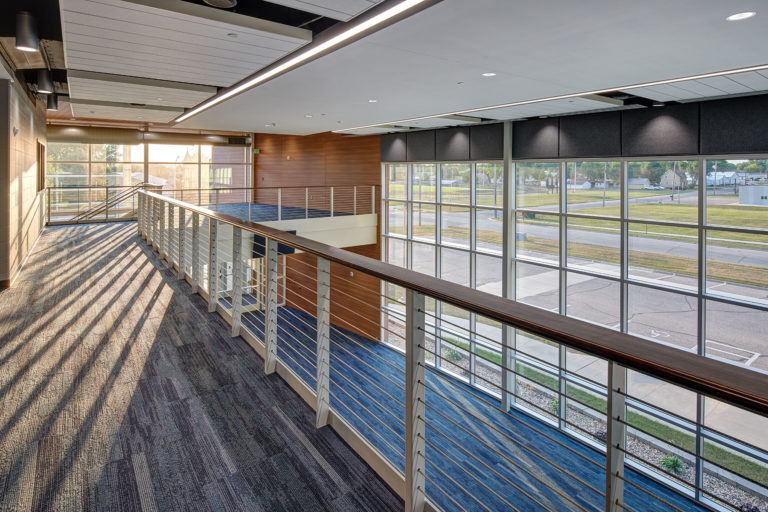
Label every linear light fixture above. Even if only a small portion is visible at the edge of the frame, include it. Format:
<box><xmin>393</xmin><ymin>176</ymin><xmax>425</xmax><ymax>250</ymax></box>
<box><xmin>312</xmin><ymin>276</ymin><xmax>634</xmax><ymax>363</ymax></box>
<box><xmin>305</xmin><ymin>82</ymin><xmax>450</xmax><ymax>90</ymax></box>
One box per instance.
<box><xmin>335</xmin><ymin>63</ymin><xmax>768</xmax><ymax>132</ymax></box>
<box><xmin>174</xmin><ymin>0</ymin><xmax>431</xmax><ymax>124</ymax></box>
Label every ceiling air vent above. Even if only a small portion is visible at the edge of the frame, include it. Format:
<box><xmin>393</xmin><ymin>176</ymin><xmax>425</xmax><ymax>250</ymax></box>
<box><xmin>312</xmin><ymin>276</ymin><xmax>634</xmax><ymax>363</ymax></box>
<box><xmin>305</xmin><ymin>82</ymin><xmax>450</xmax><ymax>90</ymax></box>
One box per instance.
<box><xmin>228</xmin><ymin>136</ymin><xmax>247</xmax><ymax>145</ymax></box>
<box><xmin>203</xmin><ymin>0</ymin><xmax>237</xmax><ymax>8</ymax></box>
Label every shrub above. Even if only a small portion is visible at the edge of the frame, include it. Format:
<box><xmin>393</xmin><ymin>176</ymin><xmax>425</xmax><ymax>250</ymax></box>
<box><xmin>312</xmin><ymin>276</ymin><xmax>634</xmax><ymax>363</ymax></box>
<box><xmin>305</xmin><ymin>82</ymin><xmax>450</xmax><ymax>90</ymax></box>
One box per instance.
<box><xmin>550</xmin><ymin>398</ymin><xmax>560</xmax><ymax>414</ymax></box>
<box><xmin>445</xmin><ymin>349</ymin><xmax>463</xmax><ymax>362</ymax></box>
<box><xmin>660</xmin><ymin>455</ymin><xmax>685</xmax><ymax>476</ymax></box>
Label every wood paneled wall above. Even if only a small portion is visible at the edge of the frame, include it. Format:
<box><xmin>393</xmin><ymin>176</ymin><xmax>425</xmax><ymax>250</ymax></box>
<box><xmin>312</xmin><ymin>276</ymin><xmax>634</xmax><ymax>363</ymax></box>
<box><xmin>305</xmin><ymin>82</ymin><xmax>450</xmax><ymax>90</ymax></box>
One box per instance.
<box><xmin>254</xmin><ymin>131</ymin><xmax>383</xmax><ymax>341</ymax></box>
<box><xmin>284</xmin><ymin>244</ymin><xmax>381</xmax><ymax>341</ymax></box>
<box><xmin>252</xmin><ymin>131</ymin><xmax>380</xmax><ymax>187</ymax></box>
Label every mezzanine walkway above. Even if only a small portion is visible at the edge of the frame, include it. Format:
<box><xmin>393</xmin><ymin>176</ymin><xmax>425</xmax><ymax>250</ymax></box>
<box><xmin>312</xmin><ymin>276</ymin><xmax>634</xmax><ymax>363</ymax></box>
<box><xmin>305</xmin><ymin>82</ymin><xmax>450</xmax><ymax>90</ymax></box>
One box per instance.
<box><xmin>0</xmin><ymin>223</ymin><xmax>400</xmax><ymax>512</ymax></box>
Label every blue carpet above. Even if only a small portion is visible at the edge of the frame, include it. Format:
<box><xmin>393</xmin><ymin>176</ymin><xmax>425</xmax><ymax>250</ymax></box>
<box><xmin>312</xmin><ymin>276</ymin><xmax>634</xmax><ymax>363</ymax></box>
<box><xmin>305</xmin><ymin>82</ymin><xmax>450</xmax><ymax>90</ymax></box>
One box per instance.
<box><xmin>209</xmin><ymin>203</ymin><xmax>352</xmax><ymax>222</ymax></box>
<box><xmin>219</xmin><ymin>295</ymin><xmax>709</xmax><ymax>512</ymax></box>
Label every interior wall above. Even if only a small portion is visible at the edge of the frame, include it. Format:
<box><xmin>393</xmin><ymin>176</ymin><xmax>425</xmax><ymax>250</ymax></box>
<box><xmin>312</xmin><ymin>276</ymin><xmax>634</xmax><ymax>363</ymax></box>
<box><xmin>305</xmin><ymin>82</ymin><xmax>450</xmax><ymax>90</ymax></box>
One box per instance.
<box><xmin>252</xmin><ymin>131</ymin><xmax>380</xmax><ymax>187</ymax></box>
<box><xmin>253</xmin><ymin>131</ymin><xmax>383</xmax><ymax>340</ymax></box>
<box><xmin>0</xmin><ymin>79</ymin><xmax>47</xmax><ymax>286</ymax></box>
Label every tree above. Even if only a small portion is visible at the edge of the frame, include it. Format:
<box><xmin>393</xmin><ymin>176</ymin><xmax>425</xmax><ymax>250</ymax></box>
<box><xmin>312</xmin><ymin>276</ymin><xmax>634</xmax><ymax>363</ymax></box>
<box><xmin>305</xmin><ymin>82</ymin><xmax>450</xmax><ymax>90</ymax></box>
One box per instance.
<box><xmin>646</xmin><ymin>161</ymin><xmax>667</xmax><ymax>185</ymax></box>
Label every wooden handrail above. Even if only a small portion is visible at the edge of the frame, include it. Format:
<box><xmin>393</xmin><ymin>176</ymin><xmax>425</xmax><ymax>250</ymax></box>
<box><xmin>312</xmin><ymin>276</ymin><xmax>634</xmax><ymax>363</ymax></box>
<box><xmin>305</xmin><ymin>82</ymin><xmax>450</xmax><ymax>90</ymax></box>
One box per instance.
<box><xmin>142</xmin><ymin>190</ymin><xmax>768</xmax><ymax>416</ymax></box>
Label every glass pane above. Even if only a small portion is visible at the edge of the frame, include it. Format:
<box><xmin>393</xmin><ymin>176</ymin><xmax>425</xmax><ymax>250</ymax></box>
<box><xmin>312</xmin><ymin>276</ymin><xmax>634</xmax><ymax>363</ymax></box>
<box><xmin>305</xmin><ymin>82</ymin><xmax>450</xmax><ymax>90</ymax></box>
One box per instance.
<box><xmin>566</xmin><ymin>217</ymin><xmax>620</xmax><ymax>275</ymax></box>
<box><xmin>566</xmin><ymin>272</ymin><xmax>620</xmax><ymax>329</ymax></box>
<box><xmin>476</xmin><ymin>162</ymin><xmax>503</xmax><ymax>207</ymax></box>
<box><xmin>515</xmin><ymin>162</ymin><xmax>559</xmax><ymax>211</ymax></box>
<box><xmin>475</xmin><ymin>253</ymin><xmax>502</xmax><ymax>296</ymax></box>
<box><xmin>386</xmin><ymin>201</ymin><xmax>406</xmax><ymax>236</ymax></box>
<box><xmin>707</xmin><ymin>159</ymin><xmax>768</xmax><ymax>229</ymax></box>
<box><xmin>705</xmin><ymin>397</ymin><xmax>768</xmax><ymax>452</ymax></box>
<box><xmin>517</xmin><ymin>212</ymin><xmax>558</xmax><ymax>264</ymax></box>
<box><xmin>90</xmin><ymin>143</ymin><xmax>144</xmax><ymax>162</ymax></box>
<box><xmin>517</xmin><ymin>261</ymin><xmax>559</xmax><ymax>312</ymax></box>
<box><xmin>702</xmin><ymin>436</ymin><xmax>768</xmax><ymax>510</ymax></box>
<box><xmin>440</xmin><ymin>206</ymin><xmax>470</xmax><ymax>247</ymax></box>
<box><xmin>386</xmin><ymin>164</ymin><xmax>407</xmax><ymax>199</ymax></box>
<box><xmin>211</xmin><ymin>145</ymin><xmax>247</xmax><ymax>163</ymax></box>
<box><xmin>475</xmin><ymin>208</ymin><xmax>503</xmax><ymax>254</ymax></box>
<box><xmin>46</xmin><ymin>163</ymin><xmax>88</xmax><ymax>187</ymax></box>
<box><xmin>440</xmin><ymin>163</ymin><xmax>471</xmax><ymax>204</ymax></box>
<box><xmin>628</xmin><ymin>370</ymin><xmax>697</xmax><ymax>422</ymax></box>
<box><xmin>47</xmin><ymin>142</ymin><xmax>87</xmax><ymax>161</ymax></box>
<box><xmin>566</xmin><ymin>347</ymin><xmax>608</xmax><ymax>386</ymax></box>
<box><xmin>566</xmin><ymin>161</ymin><xmax>620</xmax><ymax>216</ymax></box>
<box><xmin>411</xmin><ymin>202</ymin><xmax>435</xmax><ymax>241</ymax></box>
<box><xmin>628</xmin><ymin>284</ymin><xmax>698</xmax><ymax>350</ymax></box>
<box><xmin>148</xmin><ymin>144</ymin><xmax>199</xmax><ymax>163</ymax></box>
<box><xmin>440</xmin><ymin>247</ymin><xmax>470</xmax><ymax>287</ymax></box>
<box><xmin>411</xmin><ymin>242</ymin><xmax>435</xmax><ymax>276</ymax></box>
<box><xmin>565</xmin><ymin>380</ymin><xmax>607</xmax><ymax>442</ymax></box>
<box><xmin>705</xmin><ymin>229</ymin><xmax>768</xmax><ymax>305</ymax></box>
<box><xmin>148</xmin><ymin>164</ymin><xmax>198</xmax><ymax>191</ymax></box>
<box><xmin>705</xmin><ymin>299</ymin><xmax>768</xmax><ymax>372</ymax></box>
<box><xmin>628</xmin><ymin>223</ymin><xmax>698</xmax><ymax>291</ymax></box>
<box><xmin>627</xmin><ymin>160</ymin><xmax>698</xmax><ymax>222</ymax></box>
<box><xmin>200</xmin><ymin>144</ymin><xmax>212</xmax><ymax>163</ymax></box>
<box><xmin>90</xmin><ymin>163</ymin><xmax>144</xmax><ymax>186</ymax></box>
<box><xmin>412</xmin><ymin>163</ymin><xmax>436</xmax><ymax>202</ymax></box>
<box><xmin>386</xmin><ymin>237</ymin><xmax>406</xmax><ymax>268</ymax></box>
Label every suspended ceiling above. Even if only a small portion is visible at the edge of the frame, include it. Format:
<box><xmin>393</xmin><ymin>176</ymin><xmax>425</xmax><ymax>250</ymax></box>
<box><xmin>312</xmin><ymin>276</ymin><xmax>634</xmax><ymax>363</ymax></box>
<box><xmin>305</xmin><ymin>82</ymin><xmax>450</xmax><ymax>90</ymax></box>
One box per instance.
<box><xmin>175</xmin><ymin>0</ymin><xmax>768</xmax><ymax>135</ymax></box>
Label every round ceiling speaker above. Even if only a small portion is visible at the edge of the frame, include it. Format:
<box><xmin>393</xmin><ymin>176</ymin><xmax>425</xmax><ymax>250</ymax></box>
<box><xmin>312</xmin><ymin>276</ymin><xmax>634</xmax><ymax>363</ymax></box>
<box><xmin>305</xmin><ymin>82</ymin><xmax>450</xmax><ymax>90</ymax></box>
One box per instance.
<box><xmin>203</xmin><ymin>0</ymin><xmax>237</xmax><ymax>8</ymax></box>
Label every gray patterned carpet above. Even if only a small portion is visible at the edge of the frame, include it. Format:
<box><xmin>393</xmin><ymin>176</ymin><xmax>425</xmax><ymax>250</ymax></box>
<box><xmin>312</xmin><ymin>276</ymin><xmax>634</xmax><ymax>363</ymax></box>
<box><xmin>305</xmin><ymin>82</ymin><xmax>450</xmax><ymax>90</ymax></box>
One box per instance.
<box><xmin>0</xmin><ymin>222</ymin><xmax>402</xmax><ymax>512</ymax></box>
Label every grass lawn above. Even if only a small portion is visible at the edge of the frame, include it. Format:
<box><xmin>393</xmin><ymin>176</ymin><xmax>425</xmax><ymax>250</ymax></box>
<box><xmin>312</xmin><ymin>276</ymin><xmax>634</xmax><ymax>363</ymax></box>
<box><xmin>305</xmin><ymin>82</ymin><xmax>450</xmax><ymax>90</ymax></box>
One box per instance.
<box><xmin>439</xmin><ymin>335</ymin><xmax>768</xmax><ymax>487</ymax></box>
<box><xmin>516</xmin><ymin>189</ymin><xmax>661</xmax><ymax>209</ymax></box>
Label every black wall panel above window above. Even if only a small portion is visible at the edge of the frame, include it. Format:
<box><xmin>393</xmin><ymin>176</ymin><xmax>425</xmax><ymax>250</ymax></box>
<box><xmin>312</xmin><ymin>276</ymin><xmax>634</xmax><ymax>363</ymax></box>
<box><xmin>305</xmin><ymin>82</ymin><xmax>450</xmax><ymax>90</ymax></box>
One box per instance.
<box><xmin>559</xmin><ymin>111</ymin><xmax>621</xmax><ymax>158</ymax></box>
<box><xmin>470</xmin><ymin>123</ymin><xmax>503</xmax><ymax>160</ymax></box>
<box><xmin>622</xmin><ymin>103</ymin><xmax>699</xmax><ymax>156</ymax></box>
<box><xmin>380</xmin><ymin>133</ymin><xmax>407</xmax><ymax>162</ymax></box>
<box><xmin>406</xmin><ymin>130</ymin><xmax>436</xmax><ymax>162</ymax></box>
<box><xmin>700</xmin><ymin>95</ymin><xmax>768</xmax><ymax>154</ymax></box>
<box><xmin>512</xmin><ymin>118</ymin><xmax>558</xmax><ymax>159</ymax></box>
<box><xmin>436</xmin><ymin>126</ymin><xmax>470</xmax><ymax>161</ymax></box>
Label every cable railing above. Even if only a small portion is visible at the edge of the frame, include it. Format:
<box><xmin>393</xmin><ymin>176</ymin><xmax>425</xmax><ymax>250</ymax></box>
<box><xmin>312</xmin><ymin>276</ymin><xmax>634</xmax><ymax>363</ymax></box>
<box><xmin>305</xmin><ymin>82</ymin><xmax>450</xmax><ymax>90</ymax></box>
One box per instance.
<box><xmin>46</xmin><ymin>184</ymin><xmax>160</xmax><ymax>224</ymax></box>
<box><xmin>157</xmin><ymin>185</ymin><xmax>378</xmax><ymax>222</ymax></box>
<box><xmin>137</xmin><ymin>190</ymin><xmax>768</xmax><ymax>512</ymax></box>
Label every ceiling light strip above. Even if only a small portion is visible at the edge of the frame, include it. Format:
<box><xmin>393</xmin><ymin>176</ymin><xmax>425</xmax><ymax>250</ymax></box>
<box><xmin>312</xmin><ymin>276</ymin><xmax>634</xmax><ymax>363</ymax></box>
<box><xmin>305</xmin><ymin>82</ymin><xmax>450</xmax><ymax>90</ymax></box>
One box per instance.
<box><xmin>335</xmin><ymin>63</ymin><xmax>768</xmax><ymax>132</ymax></box>
<box><xmin>174</xmin><ymin>0</ymin><xmax>434</xmax><ymax>124</ymax></box>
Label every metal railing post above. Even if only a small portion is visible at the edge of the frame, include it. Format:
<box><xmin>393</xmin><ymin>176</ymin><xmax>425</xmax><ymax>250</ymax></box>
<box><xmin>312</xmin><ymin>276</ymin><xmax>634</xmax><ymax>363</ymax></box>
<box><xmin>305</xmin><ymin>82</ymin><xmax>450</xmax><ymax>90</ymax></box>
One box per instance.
<box><xmin>264</xmin><ymin>238</ymin><xmax>278</xmax><ymax>374</ymax></box>
<box><xmin>353</xmin><ymin>186</ymin><xmax>357</xmax><ymax>216</ymax></box>
<box><xmin>136</xmin><ymin>193</ymin><xmax>142</xmax><ymax>236</ymax></box>
<box><xmin>47</xmin><ymin>188</ymin><xmax>51</xmax><ymax>225</ymax></box>
<box><xmin>105</xmin><ymin>186</ymin><xmax>110</xmax><ymax>220</ymax></box>
<box><xmin>166</xmin><ymin>203</ymin><xmax>174</xmax><ymax>266</ymax></box>
<box><xmin>178</xmin><ymin>207</ymin><xmax>185</xmax><ymax>279</ymax></box>
<box><xmin>371</xmin><ymin>185</ymin><xmax>376</xmax><ymax>214</ymax></box>
<box><xmin>316</xmin><ymin>257</ymin><xmax>331</xmax><ymax>428</ymax></box>
<box><xmin>606</xmin><ymin>362</ymin><xmax>627</xmax><ymax>512</ymax></box>
<box><xmin>277</xmin><ymin>188</ymin><xmax>282</xmax><ymax>221</ymax></box>
<box><xmin>208</xmin><ymin>220</ymin><xmax>218</xmax><ymax>313</ymax></box>
<box><xmin>405</xmin><ymin>289</ymin><xmax>426</xmax><ymax>512</ymax></box>
<box><xmin>330</xmin><ymin>186</ymin><xmax>334</xmax><ymax>217</ymax></box>
<box><xmin>215</xmin><ymin>188</ymin><xmax>220</xmax><ymax>211</ymax></box>
<box><xmin>305</xmin><ymin>187</ymin><xmax>309</xmax><ymax>219</ymax></box>
<box><xmin>192</xmin><ymin>212</ymin><xmax>200</xmax><ymax>293</ymax></box>
<box><xmin>231</xmin><ymin>227</ymin><xmax>244</xmax><ymax>337</ymax></box>
<box><xmin>151</xmin><ymin>197</ymin><xmax>158</xmax><ymax>247</ymax></box>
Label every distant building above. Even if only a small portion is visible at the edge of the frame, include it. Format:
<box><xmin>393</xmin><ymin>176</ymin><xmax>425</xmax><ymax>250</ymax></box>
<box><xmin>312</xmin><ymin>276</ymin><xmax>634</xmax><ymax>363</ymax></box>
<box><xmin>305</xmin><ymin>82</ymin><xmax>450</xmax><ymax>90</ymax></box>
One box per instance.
<box><xmin>660</xmin><ymin>170</ymin><xmax>687</xmax><ymax>189</ymax></box>
<box><xmin>706</xmin><ymin>171</ymin><xmax>737</xmax><ymax>186</ymax></box>
<box><xmin>628</xmin><ymin>177</ymin><xmax>650</xmax><ymax>190</ymax></box>
<box><xmin>739</xmin><ymin>185</ymin><xmax>768</xmax><ymax>206</ymax></box>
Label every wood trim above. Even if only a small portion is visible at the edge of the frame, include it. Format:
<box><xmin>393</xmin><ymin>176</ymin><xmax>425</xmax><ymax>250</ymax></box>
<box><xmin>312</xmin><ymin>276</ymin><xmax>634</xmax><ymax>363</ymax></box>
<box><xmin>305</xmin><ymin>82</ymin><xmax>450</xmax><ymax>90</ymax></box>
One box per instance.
<box><xmin>142</xmin><ymin>191</ymin><xmax>768</xmax><ymax>416</ymax></box>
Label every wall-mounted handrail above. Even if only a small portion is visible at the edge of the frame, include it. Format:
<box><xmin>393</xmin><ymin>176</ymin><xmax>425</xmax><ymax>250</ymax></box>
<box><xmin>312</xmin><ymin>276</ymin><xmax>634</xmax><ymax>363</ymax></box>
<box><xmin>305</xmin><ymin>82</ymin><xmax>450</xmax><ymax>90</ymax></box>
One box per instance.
<box><xmin>140</xmin><ymin>190</ymin><xmax>768</xmax><ymax>417</ymax></box>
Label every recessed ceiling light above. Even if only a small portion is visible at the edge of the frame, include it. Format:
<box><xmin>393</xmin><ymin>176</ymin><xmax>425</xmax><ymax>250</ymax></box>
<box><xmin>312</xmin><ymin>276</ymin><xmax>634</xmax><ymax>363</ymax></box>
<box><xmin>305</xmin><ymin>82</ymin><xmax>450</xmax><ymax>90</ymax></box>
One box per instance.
<box><xmin>652</xmin><ymin>101</ymin><xmax>665</xmax><ymax>107</ymax></box>
<box><xmin>482</xmin><ymin>72</ymin><xmax>496</xmax><ymax>77</ymax></box>
<box><xmin>368</xmin><ymin>99</ymin><xmax>378</xmax><ymax>103</ymax></box>
<box><xmin>305</xmin><ymin>114</ymin><xmax>313</xmax><ymax>118</ymax></box>
<box><xmin>156</xmin><ymin>97</ymin><xmax>163</xmax><ymax>101</ymax></box>
<box><xmin>227</xmin><ymin>32</ymin><xmax>238</xmax><ymax>37</ymax></box>
<box><xmin>726</xmin><ymin>11</ymin><xmax>756</xmax><ymax>21</ymax></box>
<box><xmin>456</xmin><ymin>81</ymin><xmax>464</xmax><ymax>85</ymax></box>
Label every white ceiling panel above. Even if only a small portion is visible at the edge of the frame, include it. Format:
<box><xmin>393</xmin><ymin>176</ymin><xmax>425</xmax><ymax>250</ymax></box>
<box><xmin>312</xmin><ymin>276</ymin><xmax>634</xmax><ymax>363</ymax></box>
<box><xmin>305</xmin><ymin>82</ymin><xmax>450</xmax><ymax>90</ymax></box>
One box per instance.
<box><xmin>177</xmin><ymin>0</ymin><xmax>768</xmax><ymax>135</ymax></box>
<box><xmin>70</xmin><ymin>98</ymin><xmax>184</xmax><ymax>122</ymax></box>
<box><xmin>68</xmin><ymin>70</ymin><xmax>216</xmax><ymax>108</ymax></box>
<box><xmin>624</xmin><ymin>70</ymin><xmax>768</xmax><ymax>102</ymax></box>
<box><xmin>396</xmin><ymin>115</ymin><xmax>481</xmax><ymax>129</ymax></box>
<box><xmin>342</xmin><ymin>126</ymin><xmax>411</xmax><ymax>135</ymax></box>
<box><xmin>265</xmin><ymin>0</ymin><xmax>383</xmax><ymax>21</ymax></box>
<box><xmin>59</xmin><ymin>0</ymin><xmax>311</xmax><ymax>87</ymax></box>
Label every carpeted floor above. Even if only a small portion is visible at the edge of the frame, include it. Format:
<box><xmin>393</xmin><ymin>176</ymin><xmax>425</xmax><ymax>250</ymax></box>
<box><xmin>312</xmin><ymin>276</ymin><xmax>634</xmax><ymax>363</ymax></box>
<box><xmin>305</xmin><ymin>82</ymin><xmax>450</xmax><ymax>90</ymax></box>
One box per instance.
<box><xmin>209</xmin><ymin>203</ymin><xmax>352</xmax><ymax>222</ymax></box>
<box><xmin>221</xmin><ymin>298</ymin><xmax>712</xmax><ymax>512</ymax></box>
<box><xmin>0</xmin><ymin>223</ymin><xmax>401</xmax><ymax>512</ymax></box>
